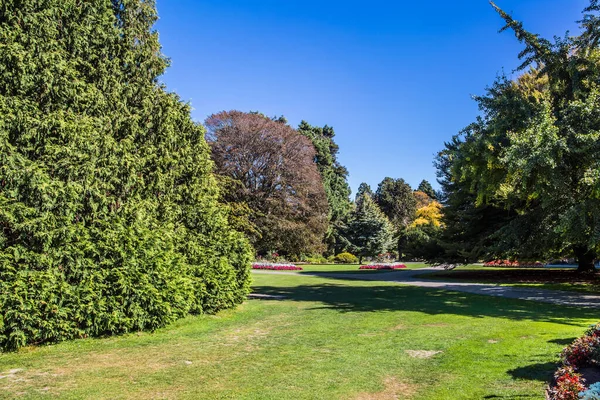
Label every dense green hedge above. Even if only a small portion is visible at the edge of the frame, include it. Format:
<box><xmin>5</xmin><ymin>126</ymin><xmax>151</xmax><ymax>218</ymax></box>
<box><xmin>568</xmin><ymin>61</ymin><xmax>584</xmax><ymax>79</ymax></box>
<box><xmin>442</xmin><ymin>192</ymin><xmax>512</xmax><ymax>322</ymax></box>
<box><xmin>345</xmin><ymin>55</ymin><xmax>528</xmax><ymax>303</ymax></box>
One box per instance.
<box><xmin>0</xmin><ymin>0</ymin><xmax>252</xmax><ymax>351</ymax></box>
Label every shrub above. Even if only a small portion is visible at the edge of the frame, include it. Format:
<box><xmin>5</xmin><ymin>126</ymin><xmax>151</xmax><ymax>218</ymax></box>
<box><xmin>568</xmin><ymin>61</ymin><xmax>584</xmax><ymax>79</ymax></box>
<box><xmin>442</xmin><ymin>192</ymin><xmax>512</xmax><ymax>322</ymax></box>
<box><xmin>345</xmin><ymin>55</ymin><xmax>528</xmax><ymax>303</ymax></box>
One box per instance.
<box><xmin>334</xmin><ymin>252</ymin><xmax>358</xmax><ymax>264</ymax></box>
<box><xmin>580</xmin><ymin>382</ymin><xmax>600</xmax><ymax>400</ymax></box>
<box><xmin>304</xmin><ymin>255</ymin><xmax>328</xmax><ymax>264</ymax></box>
<box><xmin>0</xmin><ymin>1</ymin><xmax>252</xmax><ymax>351</ymax></box>
<box><xmin>548</xmin><ymin>367</ymin><xmax>585</xmax><ymax>400</ymax></box>
<box><xmin>548</xmin><ymin>324</ymin><xmax>600</xmax><ymax>399</ymax></box>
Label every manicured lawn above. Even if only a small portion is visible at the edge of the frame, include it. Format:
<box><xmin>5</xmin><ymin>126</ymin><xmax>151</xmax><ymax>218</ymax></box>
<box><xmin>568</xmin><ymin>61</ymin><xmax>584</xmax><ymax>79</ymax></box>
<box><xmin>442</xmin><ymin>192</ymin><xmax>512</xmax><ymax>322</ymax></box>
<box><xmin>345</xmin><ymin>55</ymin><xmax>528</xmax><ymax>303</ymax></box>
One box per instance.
<box><xmin>1</xmin><ymin>270</ymin><xmax>596</xmax><ymax>399</ymax></box>
<box><xmin>296</xmin><ymin>262</ymin><xmax>429</xmax><ymax>273</ymax></box>
<box><xmin>420</xmin><ymin>267</ymin><xmax>600</xmax><ymax>294</ymax></box>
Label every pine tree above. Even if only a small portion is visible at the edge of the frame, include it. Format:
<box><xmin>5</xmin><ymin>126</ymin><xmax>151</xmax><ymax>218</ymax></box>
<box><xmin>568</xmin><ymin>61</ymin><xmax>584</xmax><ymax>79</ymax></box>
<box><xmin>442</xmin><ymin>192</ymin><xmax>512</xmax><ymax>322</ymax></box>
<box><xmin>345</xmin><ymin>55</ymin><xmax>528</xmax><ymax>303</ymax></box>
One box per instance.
<box><xmin>417</xmin><ymin>180</ymin><xmax>437</xmax><ymax>200</ymax></box>
<box><xmin>345</xmin><ymin>194</ymin><xmax>393</xmax><ymax>264</ymax></box>
<box><xmin>0</xmin><ymin>0</ymin><xmax>252</xmax><ymax>350</ymax></box>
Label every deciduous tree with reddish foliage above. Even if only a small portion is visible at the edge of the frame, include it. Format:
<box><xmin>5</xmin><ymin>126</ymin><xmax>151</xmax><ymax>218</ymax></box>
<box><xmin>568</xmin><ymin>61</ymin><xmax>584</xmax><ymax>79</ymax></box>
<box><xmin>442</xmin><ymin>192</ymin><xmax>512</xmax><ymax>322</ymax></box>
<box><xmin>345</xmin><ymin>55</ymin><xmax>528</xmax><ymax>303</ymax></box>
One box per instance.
<box><xmin>205</xmin><ymin>111</ymin><xmax>329</xmax><ymax>257</ymax></box>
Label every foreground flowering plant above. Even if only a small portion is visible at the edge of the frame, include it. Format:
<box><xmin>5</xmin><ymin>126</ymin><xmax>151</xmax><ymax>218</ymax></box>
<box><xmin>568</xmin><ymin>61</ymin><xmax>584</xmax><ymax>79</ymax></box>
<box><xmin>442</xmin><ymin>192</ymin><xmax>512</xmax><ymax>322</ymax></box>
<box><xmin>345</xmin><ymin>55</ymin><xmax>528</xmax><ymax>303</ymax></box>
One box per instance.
<box><xmin>251</xmin><ymin>262</ymin><xmax>303</xmax><ymax>271</ymax></box>
<box><xmin>547</xmin><ymin>323</ymin><xmax>600</xmax><ymax>399</ymax></box>
<box><xmin>359</xmin><ymin>263</ymin><xmax>407</xmax><ymax>270</ymax></box>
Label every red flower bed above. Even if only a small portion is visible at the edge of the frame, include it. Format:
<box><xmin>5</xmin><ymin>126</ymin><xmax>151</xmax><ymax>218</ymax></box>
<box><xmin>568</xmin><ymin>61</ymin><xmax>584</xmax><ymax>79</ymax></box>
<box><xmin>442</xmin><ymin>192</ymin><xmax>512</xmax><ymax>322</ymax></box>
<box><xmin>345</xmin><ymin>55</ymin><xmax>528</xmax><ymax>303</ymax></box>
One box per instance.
<box><xmin>359</xmin><ymin>263</ymin><xmax>407</xmax><ymax>270</ymax></box>
<box><xmin>251</xmin><ymin>263</ymin><xmax>303</xmax><ymax>271</ymax></box>
<box><xmin>549</xmin><ymin>367</ymin><xmax>586</xmax><ymax>400</ymax></box>
<box><xmin>548</xmin><ymin>323</ymin><xmax>600</xmax><ymax>399</ymax></box>
<box><xmin>484</xmin><ymin>260</ymin><xmax>544</xmax><ymax>267</ymax></box>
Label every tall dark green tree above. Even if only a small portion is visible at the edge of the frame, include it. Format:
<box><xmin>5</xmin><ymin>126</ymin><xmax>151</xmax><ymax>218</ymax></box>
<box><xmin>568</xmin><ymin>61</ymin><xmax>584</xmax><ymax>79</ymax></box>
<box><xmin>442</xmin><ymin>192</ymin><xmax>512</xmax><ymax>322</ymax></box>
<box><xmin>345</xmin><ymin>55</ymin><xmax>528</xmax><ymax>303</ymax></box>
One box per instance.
<box><xmin>355</xmin><ymin>182</ymin><xmax>373</xmax><ymax>203</ymax></box>
<box><xmin>374</xmin><ymin>178</ymin><xmax>417</xmax><ymax>227</ymax></box>
<box><xmin>345</xmin><ymin>194</ymin><xmax>393</xmax><ymax>264</ymax></box>
<box><xmin>0</xmin><ymin>0</ymin><xmax>252</xmax><ymax>351</ymax></box>
<box><xmin>417</xmin><ymin>180</ymin><xmax>438</xmax><ymax>200</ymax></box>
<box><xmin>297</xmin><ymin>121</ymin><xmax>352</xmax><ymax>255</ymax></box>
<box><xmin>438</xmin><ymin>1</ymin><xmax>600</xmax><ymax>272</ymax></box>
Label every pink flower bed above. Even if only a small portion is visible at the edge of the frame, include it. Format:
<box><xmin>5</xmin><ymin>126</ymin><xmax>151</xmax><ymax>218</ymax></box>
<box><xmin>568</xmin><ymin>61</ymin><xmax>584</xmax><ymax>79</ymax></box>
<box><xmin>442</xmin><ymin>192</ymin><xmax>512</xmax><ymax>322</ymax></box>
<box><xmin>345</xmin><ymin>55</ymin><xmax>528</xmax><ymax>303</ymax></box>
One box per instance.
<box><xmin>252</xmin><ymin>263</ymin><xmax>303</xmax><ymax>271</ymax></box>
<box><xmin>484</xmin><ymin>260</ymin><xmax>544</xmax><ymax>267</ymax></box>
<box><xmin>359</xmin><ymin>263</ymin><xmax>407</xmax><ymax>270</ymax></box>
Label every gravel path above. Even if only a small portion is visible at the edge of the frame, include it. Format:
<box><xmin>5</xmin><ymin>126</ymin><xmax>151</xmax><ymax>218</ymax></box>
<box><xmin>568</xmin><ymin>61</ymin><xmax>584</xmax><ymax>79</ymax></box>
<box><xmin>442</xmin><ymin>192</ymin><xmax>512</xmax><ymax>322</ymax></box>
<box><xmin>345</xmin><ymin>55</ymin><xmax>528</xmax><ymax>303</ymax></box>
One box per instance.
<box><xmin>252</xmin><ymin>268</ymin><xmax>600</xmax><ymax>309</ymax></box>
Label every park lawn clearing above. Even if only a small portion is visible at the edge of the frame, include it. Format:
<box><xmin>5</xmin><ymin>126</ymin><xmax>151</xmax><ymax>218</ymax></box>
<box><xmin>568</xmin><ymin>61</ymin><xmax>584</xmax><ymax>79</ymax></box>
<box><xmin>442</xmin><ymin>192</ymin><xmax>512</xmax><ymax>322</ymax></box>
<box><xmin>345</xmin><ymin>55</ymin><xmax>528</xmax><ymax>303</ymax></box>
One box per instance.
<box><xmin>420</xmin><ymin>267</ymin><xmax>600</xmax><ymax>294</ymax></box>
<box><xmin>0</xmin><ymin>271</ymin><xmax>597</xmax><ymax>399</ymax></box>
<box><xmin>296</xmin><ymin>262</ymin><xmax>429</xmax><ymax>274</ymax></box>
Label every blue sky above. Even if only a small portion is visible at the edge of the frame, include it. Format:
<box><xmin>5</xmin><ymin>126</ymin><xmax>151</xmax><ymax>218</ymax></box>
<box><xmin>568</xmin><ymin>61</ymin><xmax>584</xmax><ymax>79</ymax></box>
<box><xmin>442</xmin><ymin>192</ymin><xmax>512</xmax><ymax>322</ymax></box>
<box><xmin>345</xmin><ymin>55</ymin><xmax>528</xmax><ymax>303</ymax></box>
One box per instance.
<box><xmin>154</xmin><ymin>0</ymin><xmax>587</xmax><ymax>195</ymax></box>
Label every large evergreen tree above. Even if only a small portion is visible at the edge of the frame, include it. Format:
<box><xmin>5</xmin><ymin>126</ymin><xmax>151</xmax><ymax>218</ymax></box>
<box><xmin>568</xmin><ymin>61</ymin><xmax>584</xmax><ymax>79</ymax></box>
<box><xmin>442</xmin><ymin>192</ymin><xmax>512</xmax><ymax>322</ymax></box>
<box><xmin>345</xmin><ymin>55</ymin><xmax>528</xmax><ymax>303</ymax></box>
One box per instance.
<box><xmin>345</xmin><ymin>194</ymin><xmax>394</xmax><ymax>264</ymax></box>
<box><xmin>374</xmin><ymin>177</ymin><xmax>417</xmax><ymax>228</ymax></box>
<box><xmin>417</xmin><ymin>180</ymin><xmax>437</xmax><ymax>200</ymax></box>
<box><xmin>0</xmin><ymin>0</ymin><xmax>252</xmax><ymax>350</ymax></box>
<box><xmin>438</xmin><ymin>1</ymin><xmax>600</xmax><ymax>272</ymax></box>
<box><xmin>297</xmin><ymin>121</ymin><xmax>352</xmax><ymax>255</ymax></box>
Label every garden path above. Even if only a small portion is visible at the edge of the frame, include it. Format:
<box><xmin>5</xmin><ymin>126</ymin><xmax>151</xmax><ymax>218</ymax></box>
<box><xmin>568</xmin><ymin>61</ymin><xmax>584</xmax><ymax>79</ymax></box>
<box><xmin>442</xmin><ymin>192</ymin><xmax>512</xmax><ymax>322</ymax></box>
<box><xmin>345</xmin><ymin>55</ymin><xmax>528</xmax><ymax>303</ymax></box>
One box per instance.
<box><xmin>252</xmin><ymin>268</ymin><xmax>600</xmax><ymax>309</ymax></box>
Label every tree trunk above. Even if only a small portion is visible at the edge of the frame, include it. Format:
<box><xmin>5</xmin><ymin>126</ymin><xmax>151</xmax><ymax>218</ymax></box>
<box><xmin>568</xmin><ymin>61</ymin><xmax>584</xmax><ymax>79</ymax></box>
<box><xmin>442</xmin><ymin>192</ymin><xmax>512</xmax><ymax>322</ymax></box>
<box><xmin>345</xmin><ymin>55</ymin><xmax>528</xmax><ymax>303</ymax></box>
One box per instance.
<box><xmin>359</xmin><ymin>255</ymin><xmax>363</xmax><ymax>265</ymax></box>
<box><xmin>574</xmin><ymin>246</ymin><xmax>597</xmax><ymax>273</ymax></box>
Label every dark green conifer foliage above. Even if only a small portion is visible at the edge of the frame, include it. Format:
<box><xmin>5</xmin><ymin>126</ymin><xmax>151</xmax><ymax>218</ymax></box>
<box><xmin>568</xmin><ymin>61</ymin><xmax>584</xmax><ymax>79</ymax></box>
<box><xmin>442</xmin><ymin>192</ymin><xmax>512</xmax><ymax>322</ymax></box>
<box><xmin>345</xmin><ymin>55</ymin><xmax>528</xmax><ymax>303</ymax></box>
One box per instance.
<box><xmin>0</xmin><ymin>0</ymin><xmax>252</xmax><ymax>350</ymax></box>
<box><xmin>417</xmin><ymin>180</ymin><xmax>437</xmax><ymax>200</ymax></box>
<box><xmin>297</xmin><ymin>121</ymin><xmax>352</xmax><ymax>254</ymax></box>
<box><xmin>345</xmin><ymin>194</ymin><xmax>393</xmax><ymax>264</ymax></box>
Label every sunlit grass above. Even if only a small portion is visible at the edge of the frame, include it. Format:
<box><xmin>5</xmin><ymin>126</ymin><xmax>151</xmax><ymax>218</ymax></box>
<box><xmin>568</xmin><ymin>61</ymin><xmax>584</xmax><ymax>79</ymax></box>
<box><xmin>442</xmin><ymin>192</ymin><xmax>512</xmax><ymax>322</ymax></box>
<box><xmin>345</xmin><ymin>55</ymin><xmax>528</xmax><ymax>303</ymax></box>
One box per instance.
<box><xmin>0</xmin><ymin>271</ymin><xmax>595</xmax><ymax>399</ymax></box>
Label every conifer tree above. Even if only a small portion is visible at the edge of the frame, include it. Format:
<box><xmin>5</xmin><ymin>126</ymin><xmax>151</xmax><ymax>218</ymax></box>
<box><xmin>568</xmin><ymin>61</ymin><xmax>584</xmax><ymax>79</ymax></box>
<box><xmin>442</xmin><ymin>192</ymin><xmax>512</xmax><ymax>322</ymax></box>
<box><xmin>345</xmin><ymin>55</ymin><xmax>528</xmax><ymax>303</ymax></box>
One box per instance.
<box><xmin>345</xmin><ymin>194</ymin><xmax>393</xmax><ymax>264</ymax></box>
<box><xmin>297</xmin><ymin>121</ymin><xmax>352</xmax><ymax>255</ymax></box>
<box><xmin>0</xmin><ymin>0</ymin><xmax>252</xmax><ymax>350</ymax></box>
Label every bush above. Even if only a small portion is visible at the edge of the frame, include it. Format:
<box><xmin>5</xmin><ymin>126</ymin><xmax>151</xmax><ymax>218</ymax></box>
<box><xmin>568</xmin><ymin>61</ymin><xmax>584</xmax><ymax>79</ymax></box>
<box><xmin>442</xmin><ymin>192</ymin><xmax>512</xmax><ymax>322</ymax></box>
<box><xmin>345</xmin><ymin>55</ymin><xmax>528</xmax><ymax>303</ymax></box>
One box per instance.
<box><xmin>304</xmin><ymin>255</ymin><xmax>328</xmax><ymax>264</ymax></box>
<box><xmin>334</xmin><ymin>252</ymin><xmax>358</xmax><ymax>264</ymax></box>
<box><xmin>0</xmin><ymin>1</ymin><xmax>252</xmax><ymax>351</ymax></box>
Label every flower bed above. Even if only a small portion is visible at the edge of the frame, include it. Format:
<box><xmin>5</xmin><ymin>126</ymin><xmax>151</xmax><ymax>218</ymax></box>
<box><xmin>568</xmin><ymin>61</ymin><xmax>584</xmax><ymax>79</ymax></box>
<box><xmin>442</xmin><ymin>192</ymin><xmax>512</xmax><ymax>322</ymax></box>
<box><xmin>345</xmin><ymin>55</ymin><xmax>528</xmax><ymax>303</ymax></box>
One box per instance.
<box><xmin>484</xmin><ymin>260</ymin><xmax>545</xmax><ymax>268</ymax></box>
<box><xmin>548</xmin><ymin>323</ymin><xmax>600</xmax><ymax>399</ymax></box>
<box><xmin>359</xmin><ymin>263</ymin><xmax>407</xmax><ymax>270</ymax></box>
<box><xmin>252</xmin><ymin>262</ymin><xmax>303</xmax><ymax>271</ymax></box>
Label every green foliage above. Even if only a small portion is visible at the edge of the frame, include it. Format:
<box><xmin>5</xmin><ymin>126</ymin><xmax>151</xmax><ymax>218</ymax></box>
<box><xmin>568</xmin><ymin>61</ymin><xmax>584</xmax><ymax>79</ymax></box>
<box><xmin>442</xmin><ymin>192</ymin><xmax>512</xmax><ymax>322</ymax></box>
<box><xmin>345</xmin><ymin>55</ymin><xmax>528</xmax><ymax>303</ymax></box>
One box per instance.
<box><xmin>345</xmin><ymin>194</ymin><xmax>394</xmax><ymax>263</ymax></box>
<box><xmin>298</xmin><ymin>121</ymin><xmax>352</xmax><ymax>255</ymax></box>
<box><xmin>417</xmin><ymin>180</ymin><xmax>437</xmax><ymax>200</ymax></box>
<box><xmin>438</xmin><ymin>2</ymin><xmax>600</xmax><ymax>271</ymax></box>
<box><xmin>374</xmin><ymin>177</ymin><xmax>417</xmax><ymax>228</ymax></box>
<box><xmin>0</xmin><ymin>0</ymin><xmax>252</xmax><ymax>351</ymax></box>
<box><xmin>333</xmin><ymin>252</ymin><xmax>359</xmax><ymax>264</ymax></box>
<box><xmin>355</xmin><ymin>183</ymin><xmax>373</xmax><ymax>203</ymax></box>
<box><xmin>400</xmin><ymin>225</ymin><xmax>444</xmax><ymax>261</ymax></box>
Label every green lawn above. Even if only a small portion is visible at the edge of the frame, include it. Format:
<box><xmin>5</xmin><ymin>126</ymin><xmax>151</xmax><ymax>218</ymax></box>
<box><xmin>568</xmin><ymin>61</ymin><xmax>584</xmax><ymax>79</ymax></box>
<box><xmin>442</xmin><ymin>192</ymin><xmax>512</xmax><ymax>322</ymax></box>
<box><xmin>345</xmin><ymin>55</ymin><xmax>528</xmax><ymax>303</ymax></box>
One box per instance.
<box><xmin>296</xmin><ymin>262</ymin><xmax>429</xmax><ymax>273</ymax></box>
<box><xmin>0</xmin><ymin>270</ymin><xmax>595</xmax><ymax>399</ymax></box>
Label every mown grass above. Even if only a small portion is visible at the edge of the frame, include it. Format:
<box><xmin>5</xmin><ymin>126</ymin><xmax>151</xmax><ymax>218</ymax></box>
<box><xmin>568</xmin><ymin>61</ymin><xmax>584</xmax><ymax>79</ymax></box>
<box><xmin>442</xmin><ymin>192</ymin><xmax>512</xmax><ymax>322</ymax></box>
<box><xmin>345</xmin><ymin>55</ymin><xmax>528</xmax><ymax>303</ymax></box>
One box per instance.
<box><xmin>296</xmin><ymin>262</ymin><xmax>429</xmax><ymax>273</ymax></box>
<box><xmin>0</xmin><ymin>270</ymin><xmax>596</xmax><ymax>399</ymax></box>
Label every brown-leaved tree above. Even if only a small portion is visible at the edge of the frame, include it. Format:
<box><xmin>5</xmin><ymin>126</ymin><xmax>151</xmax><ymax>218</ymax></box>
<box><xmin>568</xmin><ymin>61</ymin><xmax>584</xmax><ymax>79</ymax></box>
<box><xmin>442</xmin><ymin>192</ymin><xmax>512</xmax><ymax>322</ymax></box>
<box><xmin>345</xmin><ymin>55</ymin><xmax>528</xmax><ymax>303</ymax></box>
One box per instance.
<box><xmin>205</xmin><ymin>111</ymin><xmax>329</xmax><ymax>257</ymax></box>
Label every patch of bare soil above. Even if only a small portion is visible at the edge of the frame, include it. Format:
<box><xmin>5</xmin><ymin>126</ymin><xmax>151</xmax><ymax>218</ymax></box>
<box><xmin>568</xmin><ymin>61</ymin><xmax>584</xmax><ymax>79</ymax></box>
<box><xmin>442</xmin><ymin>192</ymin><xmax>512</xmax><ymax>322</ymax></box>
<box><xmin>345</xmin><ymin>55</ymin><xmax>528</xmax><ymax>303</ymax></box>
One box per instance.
<box><xmin>354</xmin><ymin>376</ymin><xmax>418</xmax><ymax>400</ymax></box>
<box><xmin>405</xmin><ymin>350</ymin><xmax>442</xmax><ymax>359</ymax></box>
<box><xmin>581</xmin><ymin>367</ymin><xmax>600</xmax><ymax>386</ymax></box>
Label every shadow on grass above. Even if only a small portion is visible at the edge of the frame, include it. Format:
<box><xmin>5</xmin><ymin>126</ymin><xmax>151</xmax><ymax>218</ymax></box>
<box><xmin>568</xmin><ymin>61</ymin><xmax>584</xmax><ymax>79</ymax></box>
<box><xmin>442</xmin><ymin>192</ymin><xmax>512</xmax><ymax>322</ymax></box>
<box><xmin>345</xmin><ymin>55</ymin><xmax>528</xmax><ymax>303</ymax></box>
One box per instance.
<box><xmin>252</xmin><ymin>283</ymin><xmax>598</xmax><ymax>325</ymax></box>
<box><xmin>548</xmin><ymin>338</ymin><xmax>576</xmax><ymax>346</ymax></box>
<box><xmin>507</xmin><ymin>361</ymin><xmax>557</xmax><ymax>382</ymax></box>
<box><xmin>298</xmin><ymin>270</ymin><xmax>397</xmax><ymax>275</ymax></box>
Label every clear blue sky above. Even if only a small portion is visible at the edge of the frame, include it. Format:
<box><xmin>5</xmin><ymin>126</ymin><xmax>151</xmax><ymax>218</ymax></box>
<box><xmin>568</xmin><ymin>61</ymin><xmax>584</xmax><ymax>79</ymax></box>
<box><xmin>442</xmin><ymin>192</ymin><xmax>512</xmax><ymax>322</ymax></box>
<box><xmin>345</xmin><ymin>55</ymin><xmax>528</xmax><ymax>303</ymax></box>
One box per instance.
<box><xmin>154</xmin><ymin>0</ymin><xmax>587</xmax><ymax>195</ymax></box>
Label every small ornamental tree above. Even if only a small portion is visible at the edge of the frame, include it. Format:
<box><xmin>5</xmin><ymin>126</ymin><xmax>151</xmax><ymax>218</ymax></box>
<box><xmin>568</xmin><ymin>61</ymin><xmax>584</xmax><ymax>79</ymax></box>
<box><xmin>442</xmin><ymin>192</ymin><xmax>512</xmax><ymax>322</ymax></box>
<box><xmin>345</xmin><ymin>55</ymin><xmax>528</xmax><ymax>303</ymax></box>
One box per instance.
<box><xmin>0</xmin><ymin>0</ymin><xmax>252</xmax><ymax>351</ymax></box>
<box><xmin>345</xmin><ymin>194</ymin><xmax>394</xmax><ymax>264</ymax></box>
